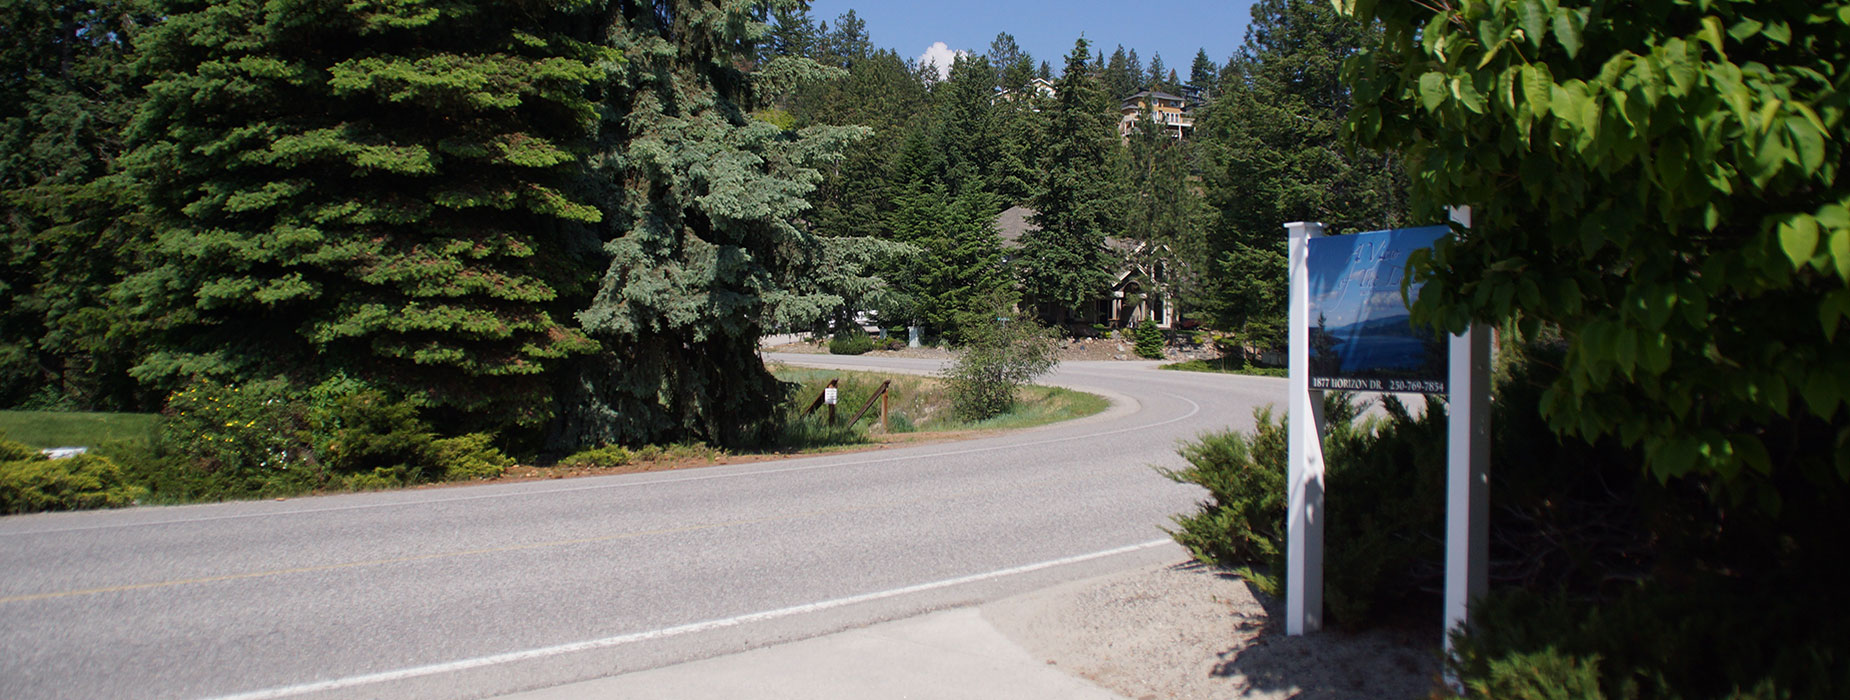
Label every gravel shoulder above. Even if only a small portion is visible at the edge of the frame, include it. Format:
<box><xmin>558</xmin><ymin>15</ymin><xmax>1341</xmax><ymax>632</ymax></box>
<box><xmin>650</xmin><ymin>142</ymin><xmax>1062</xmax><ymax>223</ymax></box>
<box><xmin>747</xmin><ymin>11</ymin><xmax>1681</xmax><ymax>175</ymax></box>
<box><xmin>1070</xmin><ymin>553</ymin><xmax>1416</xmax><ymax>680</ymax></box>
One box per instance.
<box><xmin>983</xmin><ymin>561</ymin><xmax>1445</xmax><ymax>700</ymax></box>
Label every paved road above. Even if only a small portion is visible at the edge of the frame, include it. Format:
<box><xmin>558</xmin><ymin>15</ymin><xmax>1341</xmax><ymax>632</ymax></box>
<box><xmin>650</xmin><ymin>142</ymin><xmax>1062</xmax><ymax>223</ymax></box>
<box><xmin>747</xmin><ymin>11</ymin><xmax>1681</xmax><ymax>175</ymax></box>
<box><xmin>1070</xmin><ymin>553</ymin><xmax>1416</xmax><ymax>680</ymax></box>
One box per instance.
<box><xmin>0</xmin><ymin>356</ymin><xmax>1285</xmax><ymax>700</ymax></box>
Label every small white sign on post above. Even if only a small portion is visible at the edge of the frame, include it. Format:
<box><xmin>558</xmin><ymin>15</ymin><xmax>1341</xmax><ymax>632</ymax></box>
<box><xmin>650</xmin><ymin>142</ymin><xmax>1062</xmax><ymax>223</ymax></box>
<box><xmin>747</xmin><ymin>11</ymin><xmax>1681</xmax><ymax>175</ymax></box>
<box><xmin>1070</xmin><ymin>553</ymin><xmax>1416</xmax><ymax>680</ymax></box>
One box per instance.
<box><xmin>824</xmin><ymin>387</ymin><xmax>839</xmax><ymax>406</ymax></box>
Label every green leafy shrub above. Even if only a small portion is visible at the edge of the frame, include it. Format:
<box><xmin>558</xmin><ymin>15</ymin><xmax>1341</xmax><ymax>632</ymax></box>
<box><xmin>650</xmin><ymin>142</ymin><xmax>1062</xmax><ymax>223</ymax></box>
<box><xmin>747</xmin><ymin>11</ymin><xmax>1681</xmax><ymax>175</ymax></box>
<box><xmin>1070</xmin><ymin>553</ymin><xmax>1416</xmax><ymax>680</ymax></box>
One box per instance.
<box><xmin>145</xmin><ymin>377</ymin><xmax>515</xmax><ymax>500</ymax></box>
<box><xmin>1159</xmin><ymin>418</ymin><xmax>1286</xmax><ymax>570</ymax></box>
<box><xmin>828</xmin><ymin>333</ymin><xmax>875</xmax><ymax>355</ymax></box>
<box><xmin>315</xmin><ymin>390</ymin><xmax>435</xmax><ymax>482</ymax></box>
<box><xmin>340</xmin><ymin>467</ymin><xmax>404</xmax><ymax>491</ymax></box>
<box><xmin>429</xmin><ymin>433</ymin><xmax>513</xmax><ymax>481</ymax></box>
<box><xmin>157</xmin><ymin>378</ymin><xmax>322</xmax><ymax>496</ymax></box>
<box><xmin>1454</xmin><ymin>644</ymin><xmax>1612</xmax><ymax>700</ymax></box>
<box><xmin>1340</xmin><ymin>0</ymin><xmax>1850</xmax><ymax>488</ymax></box>
<box><xmin>0</xmin><ymin>437</ymin><xmax>37</xmax><ymax>461</ymax></box>
<box><xmin>1160</xmin><ymin>391</ymin><xmax>1442</xmax><ymax>624</ymax></box>
<box><xmin>1453</xmin><ymin>582</ymin><xmax>1850</xmax><ymax>700</ymax></box>
<box><xmin>1161</xmin><ymin>337</ymin><xmax>1675</xmax><ymax>626</ymax></box>
<box><xmin>556</xmin><ymin>445</ymin><xmax>632</xmax><ymax>469</ymax></box>
<box><xmin>1</xmin><ymin>447</ymin><xmax>146</xmax><ymax>514</ymax></box>
<box><xmin>1160</xmin><ymin>357</ymin><xmax>1288</xmax><ymax>377</ymax></box>
<box><xmin>943</xmin><ymin>315</ymin><xmax>1060</xmax><ymax>421</ymax></box>
<box><xmin>1133</xmin><ymin>320</ymin><xmax>1165</xmax><ymax>358</ymax></box>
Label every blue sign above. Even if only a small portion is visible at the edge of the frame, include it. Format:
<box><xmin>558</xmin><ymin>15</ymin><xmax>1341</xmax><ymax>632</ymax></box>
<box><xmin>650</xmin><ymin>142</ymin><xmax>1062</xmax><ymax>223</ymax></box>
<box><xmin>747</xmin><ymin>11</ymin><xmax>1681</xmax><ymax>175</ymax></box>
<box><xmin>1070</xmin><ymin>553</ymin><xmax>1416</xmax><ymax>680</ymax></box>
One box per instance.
<box><xmin>1307</xmin><ymin>225</ymin><xmax>1449</xmax><ymax>393</ymax></box>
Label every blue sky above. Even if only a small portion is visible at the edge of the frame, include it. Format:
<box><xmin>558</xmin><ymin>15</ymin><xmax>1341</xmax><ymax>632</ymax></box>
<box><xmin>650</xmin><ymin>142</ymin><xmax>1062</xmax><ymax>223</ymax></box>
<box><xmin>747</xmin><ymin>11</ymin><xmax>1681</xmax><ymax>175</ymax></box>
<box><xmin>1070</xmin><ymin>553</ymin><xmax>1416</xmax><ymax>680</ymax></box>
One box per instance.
<box><xmin>804</xmin><ymin>1</ymin><xmax>1259</xmax><ymax>80</ymax></box>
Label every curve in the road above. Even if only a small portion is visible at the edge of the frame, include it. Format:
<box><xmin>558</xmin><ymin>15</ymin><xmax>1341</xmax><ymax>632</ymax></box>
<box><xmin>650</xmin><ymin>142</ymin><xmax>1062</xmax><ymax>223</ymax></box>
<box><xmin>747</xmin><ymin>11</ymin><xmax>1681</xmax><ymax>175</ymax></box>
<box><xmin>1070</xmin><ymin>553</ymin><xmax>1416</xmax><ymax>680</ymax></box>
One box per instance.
<box><xmin>0</xmin><ymin>356</ymin><xmax>1285</xmax><ymax>700</ymax></box>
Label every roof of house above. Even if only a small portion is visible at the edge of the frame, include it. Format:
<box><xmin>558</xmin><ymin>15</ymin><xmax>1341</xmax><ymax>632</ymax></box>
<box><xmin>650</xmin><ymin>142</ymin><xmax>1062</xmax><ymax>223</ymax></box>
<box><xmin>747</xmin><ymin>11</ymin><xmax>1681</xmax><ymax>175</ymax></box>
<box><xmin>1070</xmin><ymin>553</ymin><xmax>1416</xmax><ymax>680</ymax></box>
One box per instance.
<box><xmin>994</xmin><ymin>205</ymin><xmax>1136</xmax><ymax>253</ymax></box>
<box><xmin>995</xmin><ymin>205</ymin><xmax>1038</xmax><ymax>247</ymax></box>
<box><xmin>1121</xmin><ymin>90</ymin><xmax>1187</xmax><ymax>109</ymax></box>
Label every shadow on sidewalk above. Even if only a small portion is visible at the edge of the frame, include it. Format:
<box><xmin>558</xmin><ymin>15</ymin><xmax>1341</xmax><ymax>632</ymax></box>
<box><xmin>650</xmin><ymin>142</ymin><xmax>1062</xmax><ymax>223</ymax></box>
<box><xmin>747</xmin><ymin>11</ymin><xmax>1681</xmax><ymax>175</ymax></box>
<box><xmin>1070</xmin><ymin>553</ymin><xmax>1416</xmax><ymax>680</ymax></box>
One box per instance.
<box><xmin>1203</xmin><ymin>566</ymin><xmax>1445</xmax><ymax>699</ymax></box>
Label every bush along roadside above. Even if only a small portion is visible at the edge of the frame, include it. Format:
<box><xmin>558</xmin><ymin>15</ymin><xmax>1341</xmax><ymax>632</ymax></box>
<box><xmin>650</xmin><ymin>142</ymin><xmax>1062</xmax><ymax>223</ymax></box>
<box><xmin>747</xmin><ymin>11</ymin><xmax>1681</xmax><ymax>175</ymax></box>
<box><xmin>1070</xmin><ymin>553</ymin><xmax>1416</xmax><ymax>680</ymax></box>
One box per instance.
<box><xmin>1</xmin><ymin>437</ymin><xmax>146</xmax><ymax>513</ymax></box>
<box><xmin>1133</xmin><ymin>320</ymin><xmax>1165</xmax><ymax>359</ymax></box>
<box><xmin>1160</xmin><ymin>390</ymin><xmax>1443</xmax><ymax>625</ymax></box>
<box><xmin>117</xmin><ymin>377</ymin><xmax>516</xmax><ymax>503</ymax></box>
<box><xmin>1162</xmin><ymin>337</ymin><xmax>1850</xmax><ymax>697</ymax></box>
<box><xmin>942</xmin><ymin>308</ymin><xmax>1061</xmax><ymax>421</ymax></box>
<box><xmin>827</xmin><ymin>332</ymin><xmax>875</xmax><ymax>355</ymax></box>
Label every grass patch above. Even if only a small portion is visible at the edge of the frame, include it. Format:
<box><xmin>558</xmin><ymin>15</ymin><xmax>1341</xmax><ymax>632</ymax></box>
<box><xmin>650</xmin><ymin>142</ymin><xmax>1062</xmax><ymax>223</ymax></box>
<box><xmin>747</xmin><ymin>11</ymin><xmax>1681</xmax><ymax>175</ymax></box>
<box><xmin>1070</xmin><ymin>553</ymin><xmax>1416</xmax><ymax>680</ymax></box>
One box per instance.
<box><xmin>0</xmin><ymin>411</ymin><xmax>158</xmax><ymax>449</ymax></box>
<box><xmin>770</xmin><ymin>364</ymin><xmax>1108</xmax><ymax>448</ymax></box>
<box><xmin>962</xmin><ymin>386</ymin><xmax>1110</xmax><ymax>430</ymax></box>
<box><xmin>1160</xmin><ymin>357</ymin><xmax>1287</xmax><ymax>377</ymax></box>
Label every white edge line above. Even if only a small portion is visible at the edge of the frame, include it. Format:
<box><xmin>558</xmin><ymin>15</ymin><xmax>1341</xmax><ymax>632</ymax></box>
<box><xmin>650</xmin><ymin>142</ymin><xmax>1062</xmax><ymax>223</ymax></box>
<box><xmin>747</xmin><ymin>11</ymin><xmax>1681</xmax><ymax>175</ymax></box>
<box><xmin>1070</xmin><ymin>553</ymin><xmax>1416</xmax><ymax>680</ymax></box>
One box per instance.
<box><xmin>4</xmin><ymin>391</ymin><xmax>1204</xmax><ymax>538</ymax></box>
<box><xmin>204</xmin><ymin>538</ymin><xmax>1174</xmax><ymax>700</ymax></box>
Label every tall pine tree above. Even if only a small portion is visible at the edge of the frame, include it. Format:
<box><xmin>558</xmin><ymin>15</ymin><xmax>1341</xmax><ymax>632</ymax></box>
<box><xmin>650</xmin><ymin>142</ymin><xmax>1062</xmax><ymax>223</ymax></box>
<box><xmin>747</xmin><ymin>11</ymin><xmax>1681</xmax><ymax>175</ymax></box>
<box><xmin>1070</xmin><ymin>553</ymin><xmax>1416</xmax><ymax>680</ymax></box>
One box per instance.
<box><xmin>1019</xmin><ymin>38</ymin><xmax>1118</xmax><ymax>326</ymax></box>
<box><xmin>1188</xmin><ymin>48</ymin><xmax>1219</xmax><ymax>96</ymax></box>
<box><xmin>1195</xmin><ymin>0</ymin><xmax>1406</xmax><ymax>352</ymax></box>
<box><xmin>1125</xmin><ymin>103</ymin><xmax>1208</xmax><ymax>320</ymax></box>
<box><xmin>554</xmin><ymin>0</ymin><xmax>859</xmax><ymax>448</ymax></box>
<box><xmin>1146</xmin><ymin>53</ymin><xmax>1168</xmax><ymax>93</ymax></box>
<box><xmin>121</xmin><ymin>0</ymin><xmax>606</xmax><ymax>427</ymax></box>
<box><xmin>1</xmin><ymin>1</ymin><xmax>150</xmax><ymax>409</ymax></box>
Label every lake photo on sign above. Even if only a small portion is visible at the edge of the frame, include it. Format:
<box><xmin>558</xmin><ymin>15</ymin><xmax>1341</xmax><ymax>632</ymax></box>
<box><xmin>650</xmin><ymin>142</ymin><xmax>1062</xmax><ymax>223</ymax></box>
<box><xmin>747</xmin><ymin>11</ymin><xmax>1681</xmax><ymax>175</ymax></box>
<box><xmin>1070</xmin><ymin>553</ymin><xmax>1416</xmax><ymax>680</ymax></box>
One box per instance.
<box><xmin>1307</xmin><ymin>225</ymin><xmax>1449</xmax><ymax>393</ymax></box>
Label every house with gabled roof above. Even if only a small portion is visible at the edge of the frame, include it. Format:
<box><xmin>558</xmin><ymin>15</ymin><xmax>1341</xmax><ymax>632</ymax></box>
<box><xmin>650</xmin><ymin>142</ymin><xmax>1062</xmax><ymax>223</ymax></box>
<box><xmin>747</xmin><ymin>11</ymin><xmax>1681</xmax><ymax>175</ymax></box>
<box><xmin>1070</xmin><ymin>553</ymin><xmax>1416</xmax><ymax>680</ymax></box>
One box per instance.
<box><xmin>994</xmin><ymin>205</ymin><xmax>1179</xmax><ymax>334</ymax></box>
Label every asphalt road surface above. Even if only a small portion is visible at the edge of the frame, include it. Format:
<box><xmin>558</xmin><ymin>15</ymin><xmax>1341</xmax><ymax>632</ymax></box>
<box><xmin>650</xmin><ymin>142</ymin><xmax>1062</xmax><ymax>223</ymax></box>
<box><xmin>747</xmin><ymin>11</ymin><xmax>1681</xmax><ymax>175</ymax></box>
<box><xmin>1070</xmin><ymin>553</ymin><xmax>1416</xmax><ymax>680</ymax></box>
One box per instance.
<box><xmin>0</xmin><ymin>355</ymin><xmax>1285</xmax><ymax>700</ymax></box>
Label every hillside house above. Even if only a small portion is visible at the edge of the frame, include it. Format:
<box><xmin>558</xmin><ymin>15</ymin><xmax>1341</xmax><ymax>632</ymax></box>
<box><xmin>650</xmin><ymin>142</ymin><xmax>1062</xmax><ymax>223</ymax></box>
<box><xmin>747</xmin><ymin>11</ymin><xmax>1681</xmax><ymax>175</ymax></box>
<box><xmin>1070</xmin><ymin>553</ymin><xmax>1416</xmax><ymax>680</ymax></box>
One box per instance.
<box><xmin>990</xmin><ymin>77</ymin><xmax>1057</xmax><ymax>108</ymax></box>
<box><xmin>1118</xmin><ymin>89</ymin><xmax>1194</xmax><ymax>140</ymax></box>
<box><xmin>995</xmin><ymin>205</ymin><xmax>1179</xmax><ymax>334</ymax></box>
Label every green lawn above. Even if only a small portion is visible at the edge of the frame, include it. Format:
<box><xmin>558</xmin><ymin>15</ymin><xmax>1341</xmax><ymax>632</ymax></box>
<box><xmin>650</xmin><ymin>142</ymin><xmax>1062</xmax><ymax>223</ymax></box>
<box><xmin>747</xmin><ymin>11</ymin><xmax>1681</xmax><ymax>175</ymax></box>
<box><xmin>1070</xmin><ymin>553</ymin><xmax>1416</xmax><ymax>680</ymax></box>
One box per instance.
<box><xmin>0</xmin><ymin>411</ymin><xmax>159</xmax><ymax>449</ymax></box>
<box><xmin>770</xmin><ymin>364</ymin><xmax>1109</xmax><ymax>442</ymax></box>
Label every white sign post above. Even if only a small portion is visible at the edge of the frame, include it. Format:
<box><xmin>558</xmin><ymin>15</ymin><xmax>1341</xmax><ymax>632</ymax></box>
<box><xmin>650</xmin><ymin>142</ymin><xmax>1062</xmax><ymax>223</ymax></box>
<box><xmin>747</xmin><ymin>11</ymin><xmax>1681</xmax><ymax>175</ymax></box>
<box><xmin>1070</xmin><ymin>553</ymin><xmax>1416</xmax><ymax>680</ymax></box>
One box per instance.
<box><xmin>1285</xmin><ymin>220</ymin><xmax>1327</xmax><ymax>635</ymax></box>
<box><xmin>1444</xmin><ymin>206</ymin><xmax>1490</xmax><ymax>670</ymax></box>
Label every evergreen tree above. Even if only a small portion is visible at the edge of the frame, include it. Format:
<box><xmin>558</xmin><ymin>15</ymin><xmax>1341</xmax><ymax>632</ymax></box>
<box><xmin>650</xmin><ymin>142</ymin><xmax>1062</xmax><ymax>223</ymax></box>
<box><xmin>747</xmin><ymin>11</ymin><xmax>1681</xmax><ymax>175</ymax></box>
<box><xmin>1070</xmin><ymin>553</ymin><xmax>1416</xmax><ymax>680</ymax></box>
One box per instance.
<box><xmin>988</xmin><ymin>91</ymin><xmax>1045</xmax><ymax>205</ymax></box>
<box><xmin>987</xmin><ymin>32</ymin><xmax>1020</xmax><ymax>86</ymax></box>
<box><xmin>1195</xmin><ymin>0</ymin><xmax>1406</xmax><ymax>352</ymax></box>
<box><xmin>555</xmin><ymin>0</ymin><xmax>860</xmax><ymax>448</ymax></box>
<box><xmin>987</xmin><ymin>31</ymin><xmax>1035</xmax><ymax>94</ymax></box>
<box><xmin>799</xmin><ymin>49</ymin><xmax>929</xmax><ymax>241</ymax></box>
<box><xmin>1146</xmin><ymin>52</ymin><xmax>1168</xmax><ymax>93</ymax></box>
<box><xmin>1125</xmin><ymin>103</ymin><xmax>1208</xmax><ymax>321</ymax></box>
<box><xmin>1103</xmin><ymin>45</ymin><xmax>1134</xmax><ymax>100</ymax></box>
<box><xmin>763</xmin><ymin>4</ymin><xmax>818</xmax><ymax>61</ymax></box>
<box><xmin>1125</xmin><ymin>47</ymin><xmax>1144</xmax><ymax>91</ymax></box>
<box><xmin>121</xmin><ymin>0</ymin><xmax>605</xmax><ymax>428</ymax></box>
<box><xmin>820</xmin><ymin>9</ymin><xmax>871</xmax><ymax>67</ymax></box>
<box><xmin>1189</xmin><ymin>48</ymin><xmax>1219</xmax><ymax>96</ymax></box>
<box><xmin>787</xmin><ymin>45</ymin><xmax>927</xmax><ymax>339</ymax></box>
<box><xmin>1020</xmin><ymin>38</ymin><xmax>1118</xmax><ymax>325</ymax></box>
<box><xmin>0</xmin><ymin>1</ymin><xmax>150</xmax><ymax>409</ymax></box>
<box><xmin>1038</xmin><ymin>60</ymin><xmax>1052</xmax><ymax>81</ymax></box>
<box><xmin>932</xmin><ymin>55</ymin><xmax>1000</xmax><ymax>200</ymax></box>
<box><xmin>886</xmin><ymin>177</ymin><xmax>1010</xmax><ymax>343</ymax></box>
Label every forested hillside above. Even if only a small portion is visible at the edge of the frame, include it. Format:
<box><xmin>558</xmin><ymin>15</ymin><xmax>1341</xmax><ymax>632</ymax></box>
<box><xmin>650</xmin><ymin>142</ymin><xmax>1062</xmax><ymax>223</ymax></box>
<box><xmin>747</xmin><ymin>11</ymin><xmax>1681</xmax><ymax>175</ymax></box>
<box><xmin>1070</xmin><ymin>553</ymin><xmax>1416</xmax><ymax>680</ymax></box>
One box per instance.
<box><xmin>2</xmin><ymin>0</ymin><xmax>1404</xmax><ymax>451</ymax></box>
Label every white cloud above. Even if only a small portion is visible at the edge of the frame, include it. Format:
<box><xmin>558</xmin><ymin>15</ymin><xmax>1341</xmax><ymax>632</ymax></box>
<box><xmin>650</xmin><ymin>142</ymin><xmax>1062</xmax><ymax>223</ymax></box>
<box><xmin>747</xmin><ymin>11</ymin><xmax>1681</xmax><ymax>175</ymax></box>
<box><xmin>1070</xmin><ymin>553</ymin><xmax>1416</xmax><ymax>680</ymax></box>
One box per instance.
<box><xmin>917</xmin><ymin>41</ymin><xmax>967</xmax><ymax>80</ymax></box>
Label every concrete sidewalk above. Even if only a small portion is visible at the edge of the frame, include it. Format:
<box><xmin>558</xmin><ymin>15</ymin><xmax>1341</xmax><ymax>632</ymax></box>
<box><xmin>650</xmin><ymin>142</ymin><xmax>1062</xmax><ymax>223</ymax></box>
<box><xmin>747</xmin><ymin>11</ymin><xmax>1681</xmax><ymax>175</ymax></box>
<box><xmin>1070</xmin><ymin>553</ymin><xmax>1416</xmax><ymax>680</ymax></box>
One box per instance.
<box><xmin>495</xmin><ymin>606</ymin><xmax>1128</xmax><ymax>700</ymax></box>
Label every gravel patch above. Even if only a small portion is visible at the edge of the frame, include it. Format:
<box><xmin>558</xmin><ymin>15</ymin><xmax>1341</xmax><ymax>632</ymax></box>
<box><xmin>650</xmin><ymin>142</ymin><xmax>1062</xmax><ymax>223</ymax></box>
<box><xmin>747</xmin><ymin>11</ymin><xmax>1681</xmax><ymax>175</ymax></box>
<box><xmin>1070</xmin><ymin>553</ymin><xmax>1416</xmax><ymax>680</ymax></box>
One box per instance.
<box><xmin>984</xmin><ymin>561</ymin><xmax>1444</xmax><ymax>700</ymax></box>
